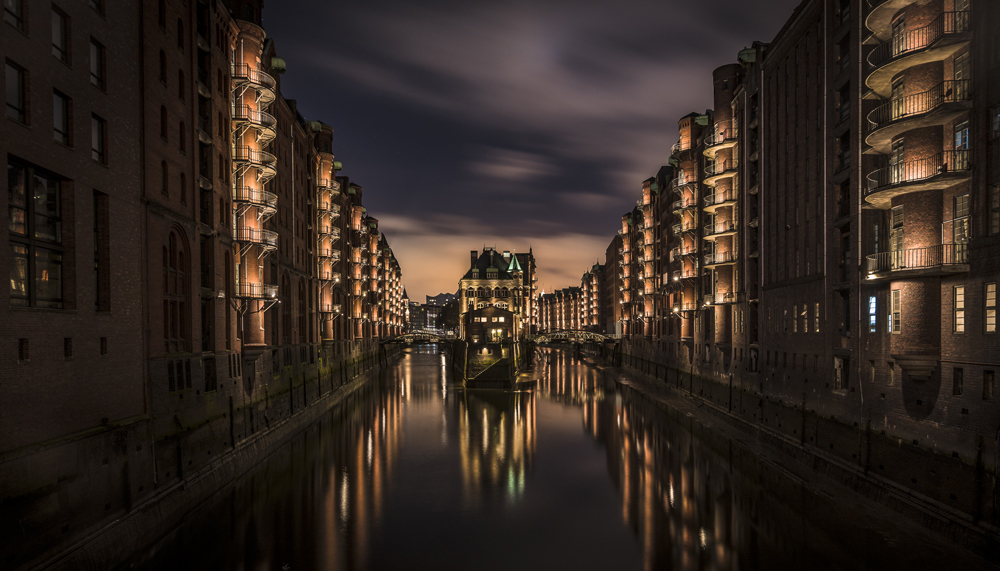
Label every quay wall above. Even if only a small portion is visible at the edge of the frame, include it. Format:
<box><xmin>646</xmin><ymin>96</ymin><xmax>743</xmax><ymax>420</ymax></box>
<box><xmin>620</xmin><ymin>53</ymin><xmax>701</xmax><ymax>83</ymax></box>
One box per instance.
<box><xmin>2</xmin><ymin>340</ymin><xmax>403</xmax><ymax>571</ymax></box>
<box><xmin>590</xmin><ymin>340</ymin><xmax>1000</xmax><ymax>560</ymax></box>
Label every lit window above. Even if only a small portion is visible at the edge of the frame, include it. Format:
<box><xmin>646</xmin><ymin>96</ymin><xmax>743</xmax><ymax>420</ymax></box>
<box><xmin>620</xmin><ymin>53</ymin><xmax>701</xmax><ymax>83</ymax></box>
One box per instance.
<box><xmin>954</xmin><ymin>286</ymin><xmax>965</xmax><ymax>333</ymax></box>
<box><xmin>986</xmin><ymin>283</ymin><xmax>996</xmax><ymax>334</ymax></box>
<box><xmin>890</xmin><ymin>290</ymin><xmax>901</xmax><ymax>333</ymax></box>
<box><xmin>792</xmin><ymin>305</ymin><xmax>797</xmax><ymax>333</ymax></box>
<box><xmin>8</xmin><ymin>160</ymin><xmax>64</xmax><ymax>308</ymax></box>
<box><xmin>868</xmin><ymin>296</ymin><xmax>877</xmax><ymax>333</ymax></box>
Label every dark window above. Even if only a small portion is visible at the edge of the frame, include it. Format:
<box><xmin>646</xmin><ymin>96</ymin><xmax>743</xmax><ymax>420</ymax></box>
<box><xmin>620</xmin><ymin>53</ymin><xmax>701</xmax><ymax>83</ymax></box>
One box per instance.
<box><xmin>5</xmin><ymin>0</ymin><xmax>23</xmax><ymax>31</ymax></box>
<box><xmin>160</xmin><ymin>105</ymin><xmax>167</xmax><ymax>139</ymax></box>
<box><xmin>90</xmin><ymin>39</ymin><xmax>105</xmax><ymax>89</ymax></box>
<box><xmin>953</xmin><ymin>367</ymin><xmax>964</xmax><ymax>396</ymax></box>
<box><xmin>179</xmin><ymin>121</ymin><xmax>185</xmax><ymax>152</ymax></box>
<box><xmin>158</xmin><ymin>0</ymin><xmax>165</xmax><ymax>28</ymax></box>
<box><xmin>8</xmin><ymin>160</ymin><xmax>64</xmax><ymax>308</ymax></box>
<box><xmin>64</xmin><ymin>337</ymin><xmax>72</xmax><ymax>358</ymax></box>
<box><xmin>984</xmin><ymin>371</ymin><xmax>995</xmax><ymax>400</ymax></box>
<box><xmin>91</xmin><ymin>114</ymin><xmax>106</xmax><ymax>163</ymax></box>
<box><xmin>161</xmin><ymin>161</ymin><xmax>168</xmax><ymax>195</ymax></box>
<box><xmin>178</xmin><ymin>69</ymin><xmax>184</xmax><ymax>99</ymax></box>
<box><xmin>53</xmin><ymin>91</ymin><xmax>70</xmax><ymax>145</ymax></box>
<box><xmin>93</xmin><ymin>190</ymin><xmax>110</xmax><ymax>310</ymax></box>
<box><xmin>52</xmin><ymin>8</ymin><xmax>69</xmax><ymax>63</ymax></box>
<box><xmin>6</xmin><ymin>61</ymin><xmax>26</xmax><ymax>123</ymax></box>
<box><xmin>177</xmin><ymin>18</ymin><xmax>184</xmax><ymax>49</ymax></box>
<box><xmin>89</xmin><ymin>0</ymin><xmax>104</xmax><ymax>15</ymax></box>
<box><xmin>159</xmin><ymin>50</ymin><xmax>166</xmax><ymax>83</ymax></box>
<box><xmin>164</xmin><ymin>230</ymin><xmax>188</xmax><ymax>352</ymax></box>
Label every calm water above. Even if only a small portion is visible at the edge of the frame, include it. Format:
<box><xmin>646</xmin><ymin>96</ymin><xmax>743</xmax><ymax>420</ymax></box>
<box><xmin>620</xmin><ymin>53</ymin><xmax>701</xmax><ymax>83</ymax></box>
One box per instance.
<box><xmin>122</xmin><ymin>347</ymin><xmax>992</xmax><ymax>570</ymax></box>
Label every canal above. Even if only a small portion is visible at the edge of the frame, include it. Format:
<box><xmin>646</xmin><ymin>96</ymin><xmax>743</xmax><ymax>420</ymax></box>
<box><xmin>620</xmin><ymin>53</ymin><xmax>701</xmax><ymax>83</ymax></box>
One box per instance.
<box><xmin>122</xmin><ymin>346</ymin><xmax>992</xmax><ymax>570</ymax></box>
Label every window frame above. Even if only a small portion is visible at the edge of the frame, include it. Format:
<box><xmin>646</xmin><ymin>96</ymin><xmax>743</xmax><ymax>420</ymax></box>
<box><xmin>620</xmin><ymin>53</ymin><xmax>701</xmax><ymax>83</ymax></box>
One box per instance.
<box><xmin>8</xmin><ymin>160</ymin><xmax>66</xmax><ymax>309</ymax></box>
<box><xmin>91</xmin><ymin>114</ymin><xmax>107</xmax><ymax>164</ymax></box>
<box><xmin>52</xmin><ymin>90</ymin><xmax>71</xmax><ymax>146</ymax></box>
<box><xmin>954</xmin><ymin>285</ymin><xmax>965</xmax><ymax>333</ymax></box>
<box><xmin>89</xmin><ymin>38</ymin><xmax>106</xmax><ymax>89</ymax></box>
<box><xmin>51</xmin><ymin>7</ymin><xmax>70</xmax><ymax>64</ymax></box>
<box><xmin>890</xmin><ymin>289</ymin><xmax>901</xmax><ymax>333</ymax></box>
<box><xmin>5</xmin><ymin>60</ymin><xmax>27</xmax><ymax>124</ymax></box>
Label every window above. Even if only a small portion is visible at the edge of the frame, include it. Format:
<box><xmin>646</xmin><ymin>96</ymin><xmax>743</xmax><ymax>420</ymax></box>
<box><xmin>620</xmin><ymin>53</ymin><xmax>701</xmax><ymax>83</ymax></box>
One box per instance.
<box><xmin>164</xmin><ymin>230</ymin><xmax>188</xmax><ymax>352</ymax></box>
<box><xmin>91</xmin><ymin>114</ymin><xmax>106</xmax><ymax>163</ymax></box>
<box><xmin>160</xmin><ymin>105</ymin><xmax>167</xmax><ymax>139</ymax></box>
<box><xmin>890</xmin><ymin>290</ymin><xmax>901</xmax><ymax>333</ymax></box>
<box><xmin>890</xmin><ymin>205</ymin><xmax>904</xmax><ymax>268</ymax></box>
<box><xmin>954</xmin><ymin>285</ymin><xmax>965</xmax><ymax>333</ymax></box>
<box><xmin>159</xmin><ymin>50</ymin><xmax>166</xmax><ymax>83</ymax></box>
<box><xmin>4</xmin><ymin>0</ymin><xmax>23</xmax><ymax>30</ymax></box>
<box><xmin>179</xmin><ymin>121</ymin><xmax>185</xmax><ymax>151</ymax></box>
<box><xmin>89</xmin><ymin>0</ymin><xmax>103</xmax><ymax>15</ymax></box>
<box><xmin>52</xmin><ymin>8</ymin><xmax>69</xmax><ymax>63</ymax></box>
<box><xmin>177</xmin><ymin>18</ymin><xmax>184</xmax><ymax>49</ymax></box>
<box><xmin>52</xmin><ymin>91</ymin><xmax>70</xmax><ymax>145</ymax></box>
<box><xmin>8</xmin><ymin>161</ymin><xmax>64</xmax><ymax>308</ymax></box>
<box><xmin>987</xmin><ymin>283</ymin><xmax>997</xmax><ymax>334</ymax></box>
<box><xmin>868</xmin><ymin>296</ymin><xmax>877</xmax><ymax>332</ymax></box>
<box><xmin>992</xmin><ymin>105</ymin><xmax>1000</xmax><ymax>140</ymax></box>
<box><xmin>90</xmin><ymin>39</ymin><xmax>105</xmax><ymax>88</ymax></box>
<box><xmin>160</xmin><ymin>161</ymin><xmax>168</xmax><ymax>195</ymax></box>
<box><xmin>157</xmin><ymin>0</ymin><xmax>165</xmax><ymax>28</ymax></box>
<box><xmin>6</xmin><ymin>61</ymin><xmax>26</xmax><ymax>123</ymax></box>
<box><xmin>178</xmin><ymin>69</ymin><xmax>184</xmax><ymax>99</ymax></box>
<box><xmin>953</xmin><ymin>368</ymin><xmax>963</xmax><ymax>396</ymax></box>
<box><xmin>180</xmin><ymin>172</ymin><xmax>186</xmax><ymax>204</ymax></box>
<box><xmin>984</xmin><ymin>371</ymin><xmax>995</xmax><ymax>400</ymax></box>
<box><xmin>93</xmin><ymin>191</ymin><xmax>110</xmax><ymax>310</ymax></box>
<box><xmin>954</xmin><ymin>121</ymin><xmax>970</xmax><ymax>169</ymax></box>
<box><xmin>815</xmin><ymin>302</ymin><xmax>820</xmax><ymax>332</ymax></box>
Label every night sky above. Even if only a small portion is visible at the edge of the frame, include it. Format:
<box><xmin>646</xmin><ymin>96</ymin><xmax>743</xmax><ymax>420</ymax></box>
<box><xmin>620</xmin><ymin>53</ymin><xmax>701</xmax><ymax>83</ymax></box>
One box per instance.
<box><xmin>264</xmin><ymin>0</ymin><xmax>802</xmax><ymax>301</ymax></box>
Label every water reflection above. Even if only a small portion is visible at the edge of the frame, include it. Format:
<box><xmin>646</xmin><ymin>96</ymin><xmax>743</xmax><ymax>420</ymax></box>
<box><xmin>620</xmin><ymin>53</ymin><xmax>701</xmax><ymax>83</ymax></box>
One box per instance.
<box><xmin>123</xmin><ymin>346</ymin><xmax>984</xmax><ymax>571</ymax></box>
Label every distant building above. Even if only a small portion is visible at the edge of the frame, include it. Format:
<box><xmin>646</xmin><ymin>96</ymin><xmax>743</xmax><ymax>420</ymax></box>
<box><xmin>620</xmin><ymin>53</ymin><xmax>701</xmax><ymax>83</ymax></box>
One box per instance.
<box><xmin>458</xmin><ymin>248</ymin><xmax>537</xmax><ymax>339</ymax></box>
<box><xmin>426</xmin><ymin>292</ymin><xmax>457</xmax><ymax>307</ymax></box>
<box><xmin>538</xmin><ymin>287</ymin><xmax>582</xmax><ymax>332</ymax></box>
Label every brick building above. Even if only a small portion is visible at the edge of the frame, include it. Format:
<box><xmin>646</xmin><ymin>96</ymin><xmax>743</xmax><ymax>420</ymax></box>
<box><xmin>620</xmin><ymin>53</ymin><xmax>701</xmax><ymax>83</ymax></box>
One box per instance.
<box><xmin>458</xmin><ymin>247</ymin><xmax>537</xmax><ymax>339</ymax></box>
<box><xmin>551</xmin><ymin>0</ymin><xmax>1000</xmax><ymax>519</ymax></box>
<box><xmin>538</xmin><ymin>287</ymin><xmax>582</xmax><ymax>333</ymax></box>
<box><xmin>1</xmin><ymin>0</ymin><xmax>406</xmax><ymax>565</ymax></box>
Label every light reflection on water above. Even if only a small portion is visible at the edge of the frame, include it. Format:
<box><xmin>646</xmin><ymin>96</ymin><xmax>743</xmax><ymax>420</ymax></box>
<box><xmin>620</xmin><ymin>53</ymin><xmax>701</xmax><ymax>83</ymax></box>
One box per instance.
<box><xmin>123</xmin><ymin>346</ymin><xmax>986</xmax><ymax>571</ymax></box>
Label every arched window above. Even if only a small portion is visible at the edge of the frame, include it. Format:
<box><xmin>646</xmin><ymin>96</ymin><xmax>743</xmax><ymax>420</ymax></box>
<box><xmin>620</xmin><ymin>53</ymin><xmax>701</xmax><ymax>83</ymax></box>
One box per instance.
<box><xmin>501</xmin><ymin>287</ymin><xmax>509</xmax><ymax>298</ymax></box>
<box><xmin>164</xmin><ymin>229</ymin><xmax>188</xmax><ymax>352</ymax></box>
<box><xmin>179</xmin><ymin>122</ymin><xmax>186</xmax><ymax>152</ymax></box>
<box><xmin>178</xmin><ymin>69</ymin><xmax>185</xmax><ymax>100</ymax></box>
<box><xmin>177</xmin><ymin>19</ymin><xmax>184</xmax><ymax>49</ymax></box>
<box><xmin>158</xmin><ymin>0</ymin><xmax>165</xmax><ymax>27</ymax></box>
<box><xmin>159</xmin><ymin>50</ymin><xmax>166</xmax><ymax>83</ymax></box>
<box><xmin>180</xmin><ymin>173</ymin><xmax>187</xmax><ymax>204</ymax></box>
<box><xmin>161</xmin><ymin>161</ymin><xmax>168</xmax><ymax>196</ymax></box>
<box><xmin>160</xmin><ymin>106</ymin><xmax>167</xmax><ymax>139</ymax></box>
<box><xmin>466</xmin><ymin>288</ymin><xmax>474</xmax><ymax>298</ymax></box>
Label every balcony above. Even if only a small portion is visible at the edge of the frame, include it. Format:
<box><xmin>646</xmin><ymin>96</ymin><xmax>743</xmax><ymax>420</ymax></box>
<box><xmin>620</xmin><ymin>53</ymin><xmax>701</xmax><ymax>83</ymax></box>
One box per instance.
<box><xmin>231</xmin><ymin>64</ymin><xmax>276</xmax><ymax>106</ymax></box>
<box><xmin>704</xmin><ymin>159</ymin><xmax>738</xmax><ymax>187</ymax></box>
<box><xmin>234</xmin><ymin>227</ymin><xmax>278</xmax><ymax>251</ymax></box>
<box><xmin>670</xmin><ymin>176</ymin><xmax>696</xmax><ymax>194</ymax></box>
<box><xmin>865</xmin><ymin>243</ymin><xmax>969</xmax><ymax>281</ymax></box>
<box><xmin>703</xmin><ymin>220</ymin><xmax>738</xmax><ymax>239</ymax></box>
<box><xmin>671</xmin><ymin>197</ymin><xmax>697</xmax><ymax>214</ymax></box>
<box><xmin>703</xmin><ymin>121</ymin><xmax>737</xmax><ymax>158</ymax></box>
<box><xmin>317</xmin><ymin>200</ymin><xmax>341</xmax><ymax>217</ymax></box>
<box><xmin>317</xmin><ymin>178</ymin><xmax>341</xmax><ymax>191</ymax></box>
<box><xmin>865</xmin><ymin>11</ymin><xmax>971</xmax><ymax>99</ymax></box>
<box><xmin>708</xmin><ymin>291</ymin><xmax>740</xmax><ymax>305</ymax></box>
<box><xmin>317</xmin><ymin>225</ymin><xmax>342</xmax><ymax>240</ymax></box>
<box><xmin>671</xmin><ymin>268</ymin><xmax>698</xmax><ymax>281</ymax></box>
<box><xmin>319</xmin><ymin>303</ymin><xmax>342</xmax><ymax>314</ymax></box>
<box><xmin>704</xmin><ymin>250</ymin><xmax>738</xmax><ymax>267</ymax></box>
<box><xmin>317</xmin><ymin>248</ymin><xmax>341</xmax><ymax>262</ymax></box>
<box><xmin>864</xmin><ymin>150</ymin><xmax>970</xmax><ymax>209</ymax></box>
<box><xmin>232</xmin><ymin>146</ymin><xmax>277</xmax><ymax>182</ymax></box>
<box><xmin>671</xmin><ymin>141</ymin><xmax>682</xmax><ymax>156</ymax></box>
<box><xmin>672</xmin><ymin>301</ymin><xmax>697</xmax><ymax>312</ymax></box>
<box><xmin>866</xmin><ymin>80</ymin><xmax>971</xmax><ymax>153</ymax></box>
<box><xmin>231</xmin><ymin>105</ymin><xmax>277</xmax><ymax>144</ymax></box>
<box><xmin>671</xmin><ymin>221</ymin><xmax>697</xmax><ymax>235</ymax></box>
<box><xmin>703</xmin><ymin>189</ymin><xmax>738</xmax><ymax>213</ymax></box>
<box><xmin>232</xmin><ymin>186</ymin><xmax>277</xmax><ymax>214</ymax></box>
<box><xmin>235</xmin><ymin>283</ymin><xmax>277</xmax><ymax>299</ymax></box>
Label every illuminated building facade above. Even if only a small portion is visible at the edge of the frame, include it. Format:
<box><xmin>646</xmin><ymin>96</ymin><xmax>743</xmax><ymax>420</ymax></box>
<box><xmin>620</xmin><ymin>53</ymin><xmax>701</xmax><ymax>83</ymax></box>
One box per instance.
<box><xmin>537</xmin><ymin>287</ymin><xmax>582</xmax><ymax>333</ymax></box>
<box><xmin>1</xmin><ymin>1</ymin><xmax>406</xmax><ymax>564</ymax></box>
<box><xmin>458</xmin><ymin>247</ymin><xmax>536</xmax><ymax>339</ymax></box>
<box><xmin>550</xmin><ymin>0</ymin><xmax>1000</xmax><ymax>485</ymax></box>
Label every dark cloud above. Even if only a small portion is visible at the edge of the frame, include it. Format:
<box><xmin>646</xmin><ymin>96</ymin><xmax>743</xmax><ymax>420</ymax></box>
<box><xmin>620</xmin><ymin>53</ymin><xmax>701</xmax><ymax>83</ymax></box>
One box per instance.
<box><xmin>264</xmin><ymin>0</ymin><xmax>802</xmax><ymax>298</ymax></box>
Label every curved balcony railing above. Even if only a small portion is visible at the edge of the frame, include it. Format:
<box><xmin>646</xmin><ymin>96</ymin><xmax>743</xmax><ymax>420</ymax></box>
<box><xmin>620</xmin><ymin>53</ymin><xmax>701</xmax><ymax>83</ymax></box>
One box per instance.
<box><xmin>671</xmin><ymin>268</ymin><xmax>699</xmax><ymax>281</ymax></box>
<box><xmin>317</xmin><ymin>200</ymin><xmax>341</xmax><ymax>216</ymax></box>
<box><xmin>672</xmin><ymin>301</ymin><xmax>697</xmax><ymax>312</ymax></box>
<box><xmin>317</xmin><ymin>178</ymin><xmax>341</xmax><ymax>191</ymax></box>
<box><xmin>317</xmin><ymin>226</ymin><xmax>341</xmax><ymax>239</ymax></box>
<box><xmin>232</xmin><ymin>186</ymin><xmax>277</xmax><ymax>210</ymax></box>
<box><xmin>671</xmin><ymin>142</ymin><xmax>682</xmax><ymax>156</ymax></box>
<box><xmin>709</xmin><ymin>291</ymin><xmax>740</xmax><ymax>305</ymax></box>
<box><xmin>671</xmin><ymin>198</ymin><xmax>697</xmax><ymax>212</ymax></box>
<box><xmin>231</xmin><ymin>104</ymin><xmax>277</xmax><ymax>140</ymax></box>
<box><xmin>704</xmin><ymin>250</ymin><xmax>738</xmax><ymax>265</ymax></box>
<box><xmin>235</xmin><ymin>283</ymin><xmax>277</xmax><ymax>299</ymax></box>
<box><xmin>232</xmin><ymin>146</ymin><xmax>277</xmax><ymax>182</ymax></box>
<box><xmin>234</xmin><ymin>227</ymin><xmax>278</xmax><ymax>249</ymax></box>
<box><xmin>703</xmin><ymin>121</ymin><xmax>737</xmax><ymax>155</ymax></box>
<box><xmin>704</xmin><ymin>189</ymin><xmax>738</xmax><ymax>208</ymax></box>
<box><xmin>319</xmin><ymin>303</ymin><xmax>342</xmax><ymax>314</ymax></box>
<box><xmin>866</xmin><ymin>244</ymin><xmax>968</xmax><ymax>275</ymax></box>
<box><xmin>868</xmin><ymin>80</ymin><xmax>971</xmax><ymax>131</ymax></box>
<box><xmin>231</xmin><ymin>64</ymin><xmax>276</xmax><ymax>104</ymax></box>
<box><xmin>705</xmin><ymin>159</ymin><xmax>738</xmax><ymax>179</ymax></box>
<box><xmin>671</xmin><ymin>222</ymin><xmax>697</xmax><ymax>235</ymax></box>
<box><xmin>868</xmin><ymin>12</ymin><xmax>971</xmax><ymax>70</ymax></box>
<box><xmin>866</xmin><ymin>150</ymin><xmax>970</xmax><ymax>195</ymax></box>
<box><xmin>704</xmin><ymin>220</ymin><xmax>738</xmax><ymax>237</ymax></box>
<box><xmin>317</xmin><ymin>248</ymin><xmax>341</xmax><ymax>261</ymax></box>
<box><xmin>670</xmin><ymin>177</ymin><xmax>696</xmax><ymax>194</ymax></box>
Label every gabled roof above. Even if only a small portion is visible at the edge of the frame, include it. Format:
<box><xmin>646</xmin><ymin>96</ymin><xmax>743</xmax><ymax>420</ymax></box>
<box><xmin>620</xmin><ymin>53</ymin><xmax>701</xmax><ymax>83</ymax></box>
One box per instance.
<box><xmin>460</xmin><ymin>247</ymin><xmax>527</xmax><ymax>281</ymax></box>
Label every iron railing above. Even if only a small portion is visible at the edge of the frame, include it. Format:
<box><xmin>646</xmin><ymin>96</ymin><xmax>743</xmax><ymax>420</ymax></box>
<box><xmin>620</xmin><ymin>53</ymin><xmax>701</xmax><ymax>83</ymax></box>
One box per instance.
<box><xmin>868</xmin><ymin>12</ymin><xmax>971</xmax><ymax>69</ymax></box>
<box><xmin>234</xmin><ymin>227</ymin><xmax>278</xmax><ymax>248</ymax></box>
<box><xmin>868</xmin><ymin>80</ymin><xmax>971</xmax><ymax>129</ymax></box>
<box><xmin>866</xmin><ymin>150</ymin><xmax>970</xmax><ymax>193</ymax></box>
<box><xmin>866</xmin><ymin>243</ymin><xmax>968</xmax><ymax>273</ymax></box>
<box><xmin>236</xmin><ymin>283</ymin><xmax>278</xmax><ymax>298</ymax></box>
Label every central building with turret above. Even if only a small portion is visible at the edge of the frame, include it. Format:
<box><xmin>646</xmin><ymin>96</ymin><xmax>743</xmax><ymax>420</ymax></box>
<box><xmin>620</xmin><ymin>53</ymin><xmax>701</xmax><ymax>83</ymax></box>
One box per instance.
<box><xmin>458</xmin><ymin>248</ymin><xmax>537</xmax><ymax>339</ymax></box>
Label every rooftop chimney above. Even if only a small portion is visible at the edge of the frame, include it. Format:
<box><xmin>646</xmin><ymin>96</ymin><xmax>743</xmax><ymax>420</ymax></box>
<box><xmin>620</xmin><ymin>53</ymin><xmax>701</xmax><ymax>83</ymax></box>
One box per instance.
<box><xmin>471</xmin><ymin>250</ymin><xmax>477</xmax><ymax>267</ymax></box>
